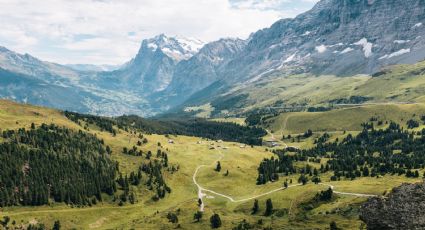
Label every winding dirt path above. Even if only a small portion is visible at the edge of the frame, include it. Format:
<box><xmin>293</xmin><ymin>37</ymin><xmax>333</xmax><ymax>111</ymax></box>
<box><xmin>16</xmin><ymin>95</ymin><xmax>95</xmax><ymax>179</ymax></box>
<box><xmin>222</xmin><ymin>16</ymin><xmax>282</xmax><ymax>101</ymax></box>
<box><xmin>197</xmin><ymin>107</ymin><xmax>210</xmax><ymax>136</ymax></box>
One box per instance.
<box><xmin>193</xmin><ymin>114</ymin><xmax>378</xmax><ymax>211</ymax></box>
<box><xmin>192</xmin><ymin>150</ymin><xmax>377</xmax><ymax>212</ymax></box>
<box><xmin>192</xmin><ymin>152</ymin><xmax>225</xmax><ymax>211</ymax></box>
<box><xmin>192</xmin><ymin>151</ymin><xmax>304</xmax><ymax>212</ymax></box>
<box><xmin>320</xmin><ymin>183</ymin><xmax>378</xmax><ymax>197</ymax></box>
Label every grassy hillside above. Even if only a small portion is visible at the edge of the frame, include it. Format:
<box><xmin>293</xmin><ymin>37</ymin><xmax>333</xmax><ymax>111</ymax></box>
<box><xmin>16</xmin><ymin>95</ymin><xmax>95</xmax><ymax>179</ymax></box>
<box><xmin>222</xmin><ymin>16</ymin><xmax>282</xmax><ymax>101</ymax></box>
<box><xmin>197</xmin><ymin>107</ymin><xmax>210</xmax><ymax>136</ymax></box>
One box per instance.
<box><xmin>184</xmin><ymin>60</ymin><xmax>425</xmax><ymax>118</ymax></box>
<box><xmin>0</xmin><ymin>100</ymin><xmax>423</xmax><ymax>229</ymax></box>
<box><xmin>265</xmin><ymin>103</ymin><xmax>425</xmax><ymax>135</ymax></box>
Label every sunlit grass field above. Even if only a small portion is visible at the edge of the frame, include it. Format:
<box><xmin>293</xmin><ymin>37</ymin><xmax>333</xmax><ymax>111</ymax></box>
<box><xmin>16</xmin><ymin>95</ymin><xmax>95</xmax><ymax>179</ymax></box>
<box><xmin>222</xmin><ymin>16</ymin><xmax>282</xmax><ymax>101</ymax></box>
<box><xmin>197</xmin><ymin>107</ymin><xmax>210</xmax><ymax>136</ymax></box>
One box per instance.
<box><xmin>0</xmin><ymin>100</ymin><xmax>423</xmax><ymax>229</ymax></box>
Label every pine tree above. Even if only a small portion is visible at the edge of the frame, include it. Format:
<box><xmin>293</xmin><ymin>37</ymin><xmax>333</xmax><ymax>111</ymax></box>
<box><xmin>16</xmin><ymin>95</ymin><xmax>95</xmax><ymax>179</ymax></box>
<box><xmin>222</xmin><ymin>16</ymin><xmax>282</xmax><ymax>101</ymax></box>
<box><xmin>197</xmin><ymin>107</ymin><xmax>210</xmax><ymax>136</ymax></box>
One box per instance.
<box><xmin>252</xmin><ymin>199</ymin><xmax>259</xmax><ymax>214</ymax></box>
<box><xmin>330</xmin><ymin>221</ymin><xmax>338</xmax><ymax>230</ymax></box>
<box><xmin>215</xmin><ymin>161</ymin><xmax>222</xmax><ymax>172</ymax></box>
<box><xmin>265</xmin><ymin>199</ymin><xmax>273</xmax><ymax>216</ymax></box>
<box><xmin>194</xmin><ymin>211</ymin><xmax>203</xmax><ymax>222</ymax></box>
<box><xmin>53</xmin><ymin>220</ymin><xmax>61</xmax><ymax>230</ymax></box>
<box><xmin>210</xmin><ymin>213</ymin><xmax>222</xmax><ymax>228</ymax></box>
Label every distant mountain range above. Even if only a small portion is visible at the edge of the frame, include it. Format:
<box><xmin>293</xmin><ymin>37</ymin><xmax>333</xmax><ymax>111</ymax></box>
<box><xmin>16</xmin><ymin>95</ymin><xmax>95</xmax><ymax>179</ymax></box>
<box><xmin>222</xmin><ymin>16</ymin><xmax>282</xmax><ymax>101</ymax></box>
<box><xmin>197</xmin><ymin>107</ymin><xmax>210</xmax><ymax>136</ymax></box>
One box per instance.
<box><xmin>1</xmin><ymin>0</ymin><xmax>425</xmax><ymax>117</ymax></box>
<box><xmin>66</xmin><ymin>64</ymin><xmax>121</xmax><ymax>72</ymax></box>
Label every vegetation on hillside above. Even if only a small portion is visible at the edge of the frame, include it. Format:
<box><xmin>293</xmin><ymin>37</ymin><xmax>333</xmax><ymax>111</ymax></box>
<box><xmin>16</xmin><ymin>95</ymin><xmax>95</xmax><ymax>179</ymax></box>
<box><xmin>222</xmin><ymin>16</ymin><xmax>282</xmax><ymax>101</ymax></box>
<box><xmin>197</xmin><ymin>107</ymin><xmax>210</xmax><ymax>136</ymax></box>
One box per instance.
<box><xmin>257</xmin><ymin>121</ymin><xmax>425</xmax><ymax>184</ymax></box>
<box><xmin>117</xmin><ymin>116</ymin><xmax>267</xmax><ymax>145</ymax></box>
<box><xmin>64</xmin><ymin>111</ymin><xmax>266</xmax><ymax>145</ymax></box>
<box><xmin>0</xmin><ymin>124</ymin><xmax>117</xmax><ymax>207</ymax></box>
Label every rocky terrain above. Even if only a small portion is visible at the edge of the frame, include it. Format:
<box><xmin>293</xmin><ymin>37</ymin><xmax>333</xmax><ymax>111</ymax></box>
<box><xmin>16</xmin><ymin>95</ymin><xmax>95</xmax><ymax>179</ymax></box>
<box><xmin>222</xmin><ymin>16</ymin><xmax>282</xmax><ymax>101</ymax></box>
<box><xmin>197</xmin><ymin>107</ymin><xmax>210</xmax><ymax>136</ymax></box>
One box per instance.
<box><xmin>360</xmin><ymin>180</ymin><xmax>425</xmax><ymax>229</ymax></box>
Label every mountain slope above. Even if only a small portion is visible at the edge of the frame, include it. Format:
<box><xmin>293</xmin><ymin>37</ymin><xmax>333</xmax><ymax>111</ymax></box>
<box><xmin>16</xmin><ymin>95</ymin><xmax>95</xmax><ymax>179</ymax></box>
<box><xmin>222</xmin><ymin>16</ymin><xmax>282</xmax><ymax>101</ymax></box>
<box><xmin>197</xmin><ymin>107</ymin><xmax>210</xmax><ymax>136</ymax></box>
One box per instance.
<box><xmin>223</xmin><ymin>0</ymin><xmax>425</xmax><ymax>82</ymax></box>
<box><xmin>151</xmin><ymin>38</ymin><xmax>246</xmax><ymax>111</ymax></box>
<box><xmin>0</xmin><ymin>35</ymin><xmax>206</xmax><ymax>116</ymax></box>
<box><xmin>0</xmin><ymin>46</ymin><xmax>80</xmax><ymax>84</ymax></box>
<box><xmin>2</xmin><ymin>0</ymin><xmax>425</xmax><ymax>117</ymax></box>
<box><xmin>0</xmin><ymin>47</ymin><xmax>151</xmax><ymax>116</ymax></box>
<box><xmin>173</xmin><ymin>0</ymin><xmax>425</xmax><ymax>117</ymax></box>
<box><xmin>96</xmin><ymin>34</ymin><xmax>205</xmax><ymax>96</ymax></box>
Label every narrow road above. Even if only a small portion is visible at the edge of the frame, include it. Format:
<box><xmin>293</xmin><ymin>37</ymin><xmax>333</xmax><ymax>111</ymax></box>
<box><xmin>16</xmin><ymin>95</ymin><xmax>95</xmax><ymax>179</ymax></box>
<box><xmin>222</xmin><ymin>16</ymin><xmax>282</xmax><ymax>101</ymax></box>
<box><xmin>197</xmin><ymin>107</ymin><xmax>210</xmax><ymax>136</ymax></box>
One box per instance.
<box><xmin>193</xmin><ymin>113</ymin><xmax>378</xmax><ymax>211</ymax></box>
<box><xmin>192</xmin><ymin>153</ymin><xmax>303</xmax><ymax>211</ymax></box>
<box><xmin>192</xmin><ymin>151</ymin><xmax>377</xmax><ymax>212</ymax></box>
<box><xmin>320</xmin><ymin>183</ymin><xmax>378</xmax><ymax>198</ymax></box>
<box><xmin>192</xmin><ymin>152</ymin><xmax>224</xmax><ymax>211</ymax></box>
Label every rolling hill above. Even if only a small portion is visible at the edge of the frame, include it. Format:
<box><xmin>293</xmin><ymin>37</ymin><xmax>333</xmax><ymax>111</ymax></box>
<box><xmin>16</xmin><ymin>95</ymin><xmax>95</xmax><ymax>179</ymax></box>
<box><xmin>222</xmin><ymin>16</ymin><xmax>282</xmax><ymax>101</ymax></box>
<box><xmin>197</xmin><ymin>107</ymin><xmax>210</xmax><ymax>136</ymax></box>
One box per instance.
<box><xmin>0</xmin><ymin>100</ymin><xmax>424</xmax><ymax>229</ymax></box>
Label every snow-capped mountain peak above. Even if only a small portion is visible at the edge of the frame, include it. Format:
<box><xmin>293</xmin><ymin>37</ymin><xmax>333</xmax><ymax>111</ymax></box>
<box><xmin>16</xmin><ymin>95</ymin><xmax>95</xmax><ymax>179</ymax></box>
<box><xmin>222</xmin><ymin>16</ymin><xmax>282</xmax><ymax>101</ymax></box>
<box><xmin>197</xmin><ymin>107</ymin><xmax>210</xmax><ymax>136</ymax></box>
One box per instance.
<box><xmin>143</xmin><ymin>34</ymin><xmax>205</xmax><ymax>61</ymax></box>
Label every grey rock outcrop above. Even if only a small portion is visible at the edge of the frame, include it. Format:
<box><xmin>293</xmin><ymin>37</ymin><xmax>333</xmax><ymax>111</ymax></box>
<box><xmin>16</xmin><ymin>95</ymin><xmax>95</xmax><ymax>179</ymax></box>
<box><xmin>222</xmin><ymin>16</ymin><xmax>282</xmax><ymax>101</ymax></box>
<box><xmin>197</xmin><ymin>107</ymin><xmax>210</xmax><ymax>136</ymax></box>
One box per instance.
<box><xmin>360</xmin><ymin>180</ymin><xmax>425</xmax><ymax>230</ymax></box>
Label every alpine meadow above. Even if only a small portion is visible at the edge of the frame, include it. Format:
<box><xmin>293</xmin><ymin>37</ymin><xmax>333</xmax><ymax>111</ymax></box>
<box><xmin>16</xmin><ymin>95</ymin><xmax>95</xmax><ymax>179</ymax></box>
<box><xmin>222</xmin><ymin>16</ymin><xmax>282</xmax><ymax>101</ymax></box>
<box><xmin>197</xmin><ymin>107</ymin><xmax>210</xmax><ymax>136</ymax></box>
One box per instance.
<box><xmin>2</xmin><ymin>0</ymin><xmax>425</xmax><ymax>229</ymax></box>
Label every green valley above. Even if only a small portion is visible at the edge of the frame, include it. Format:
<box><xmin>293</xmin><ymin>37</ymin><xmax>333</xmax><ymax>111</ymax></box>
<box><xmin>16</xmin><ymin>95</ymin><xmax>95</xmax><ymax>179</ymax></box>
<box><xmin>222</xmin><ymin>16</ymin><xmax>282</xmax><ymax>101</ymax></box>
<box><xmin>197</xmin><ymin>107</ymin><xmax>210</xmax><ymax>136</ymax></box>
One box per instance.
<box><xmin>0</xmin><ymin>100</ymin><xmax>424</xmax><ymax>229</ymax></box>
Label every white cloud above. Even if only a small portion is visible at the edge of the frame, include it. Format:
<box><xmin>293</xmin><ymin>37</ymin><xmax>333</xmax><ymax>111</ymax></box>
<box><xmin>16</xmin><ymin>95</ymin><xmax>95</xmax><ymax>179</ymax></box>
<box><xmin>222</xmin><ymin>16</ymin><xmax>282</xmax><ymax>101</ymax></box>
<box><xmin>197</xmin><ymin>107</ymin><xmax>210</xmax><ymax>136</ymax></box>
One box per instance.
<box><xmin>0</xmin><ymin>0</ymin><xmax>318</xmax><ymax>65</ymax></box>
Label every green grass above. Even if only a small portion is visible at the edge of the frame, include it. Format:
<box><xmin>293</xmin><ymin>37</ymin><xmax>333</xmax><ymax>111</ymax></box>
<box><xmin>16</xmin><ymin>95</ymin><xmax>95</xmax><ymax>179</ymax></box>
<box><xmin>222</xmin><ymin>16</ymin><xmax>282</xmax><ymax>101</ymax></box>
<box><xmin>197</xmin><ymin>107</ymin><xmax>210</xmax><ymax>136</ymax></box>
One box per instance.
<box><xmin>266</xmin><ymin>103</ymin><xmax>425</xmax><ymax>135</ymax></box>
<box><xmin>205</xmin><ymin>60</ymin><xmax>425</xmax><ymax>117</ymax></box>
<box><xmin>0</xmin><ymin>100</ymin><xmax>424</xmax><ymax>229</ymax></box>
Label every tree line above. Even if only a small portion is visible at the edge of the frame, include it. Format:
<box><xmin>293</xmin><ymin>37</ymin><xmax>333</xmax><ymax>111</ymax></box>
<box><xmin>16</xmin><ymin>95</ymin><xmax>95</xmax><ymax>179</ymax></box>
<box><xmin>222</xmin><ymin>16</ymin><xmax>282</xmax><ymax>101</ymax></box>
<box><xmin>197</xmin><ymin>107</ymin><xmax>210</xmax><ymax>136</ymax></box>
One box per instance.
<box><xmin>257</xmin><ymin>122</ymin><xmax>425</xmax><ymax>184</ymax></box>
<box><xmin>64</xmin><ymin>111</ymin><xmax>267</xmax><ymax>145</ymax></box>
<box><xmin>0</xmin><ymin>124</ymin><xmax>117</xmax><ymax>207</ymax></box>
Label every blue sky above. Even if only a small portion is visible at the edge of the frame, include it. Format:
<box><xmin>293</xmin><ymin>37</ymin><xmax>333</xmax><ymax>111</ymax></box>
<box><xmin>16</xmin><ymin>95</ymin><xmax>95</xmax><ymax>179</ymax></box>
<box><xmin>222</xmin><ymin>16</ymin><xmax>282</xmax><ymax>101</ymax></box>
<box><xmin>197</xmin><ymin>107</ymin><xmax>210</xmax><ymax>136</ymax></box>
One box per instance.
<box><xmin>0</xmin><ymin>0</ymin><xmax>319</xmax><ymax>65</ymax></box>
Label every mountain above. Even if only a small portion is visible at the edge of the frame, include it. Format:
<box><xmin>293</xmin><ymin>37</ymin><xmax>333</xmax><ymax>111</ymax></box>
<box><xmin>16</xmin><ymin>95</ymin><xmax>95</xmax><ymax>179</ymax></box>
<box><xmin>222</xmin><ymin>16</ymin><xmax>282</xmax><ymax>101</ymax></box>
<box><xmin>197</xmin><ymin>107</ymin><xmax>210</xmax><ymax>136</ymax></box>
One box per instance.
<box><xmin>172</xmin><ymin>0</ymin><xmax>425</xmax><ymax>116</ymax></box>
<box><xmin>229</xmin><ymin>0</ymin><xmax>425</xmax><ymax>79</ymax></box>
<box><xmin>0</xmin><ymin>35</ymin><xmax>207</xmax><ymax>116</ymax></box>
<box><xmin>0</xmin><ymin>47</ymin><xmax>149</xmax><ymax>116</ymax></box>
<box><xmin>0</xmin><ymin>46</ymin><xmax>80</xmax><ymax>84</ymax></box>
<box><xmin>2</xmin><ymin>0</ymin><xmax>425</xmax><ymax>117</ymax></box>
<box><xmin>66</xmin><ymin>64</ymin><xmax>121</xmax><ymax>72</ymax></box>
<box><xmin>151</xmin><ymin>38</ymin><xmax>246</xmax><ymax>111</ymax></box>
<box><xmin>95</xmin><ymin>34</ymin><xmax>205</xmax><ymax>97</ymax></box>
<box><xmin>0</xmin><ymin>67</ymin><xmax>97</xmax><ymax>112</ymax></box>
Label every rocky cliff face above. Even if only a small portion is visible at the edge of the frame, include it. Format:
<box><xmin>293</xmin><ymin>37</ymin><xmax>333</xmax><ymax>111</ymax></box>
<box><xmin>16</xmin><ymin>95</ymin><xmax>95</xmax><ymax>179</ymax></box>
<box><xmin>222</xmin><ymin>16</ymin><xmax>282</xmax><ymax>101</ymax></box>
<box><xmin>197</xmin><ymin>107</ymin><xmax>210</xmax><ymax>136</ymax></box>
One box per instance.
<box><xmin>173</xmin><ymin>0</ymin><xmax>425</xmax><ymax>115</ymax></box>
<box><xmin>360</xmin><ymin>180</ymin><xmax>425</xmax><ymax>230</ymax></box>
<box><xmin>220</xmin><ymin>0</ymin><xmax>425</xmax><ymax>85</ymax></box>
<box><xmin>97</xmin><ymin>34</ymin><xmax>205</xmax><ymax>96</ymax></box>
<box><xmin>152</xmin><ymin>38</ymin><xmax>246</xmax><ymax>110</ymax></box>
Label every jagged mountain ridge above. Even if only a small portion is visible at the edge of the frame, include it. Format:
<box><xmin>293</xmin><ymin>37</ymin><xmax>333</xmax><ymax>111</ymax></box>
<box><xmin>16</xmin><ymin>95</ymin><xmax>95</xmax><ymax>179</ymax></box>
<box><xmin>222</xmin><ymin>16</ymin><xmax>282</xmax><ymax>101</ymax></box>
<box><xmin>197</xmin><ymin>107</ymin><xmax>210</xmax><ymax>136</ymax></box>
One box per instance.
<box><xmin>93</xmin><ymin>34</ymin><xmax>206</xmax><ymax>96</ymax></box>
<box><xmin>1</xmin><ymin>0</ymin><xmax>425</xmax><ymax>116</ymax></box>
<box><xmin>150</xmin><ymin>38</ymin><xmax>247</xmax><ymax>111</ymax></box>
<box><xmin>217</xmin><ymin>0</ymin><xmax>425</xmax><ymax>84</ymax></box>
<box><xmin>0</xmin><ymin>47</ymin><xmax>151</xmax><ymax>116</ymax></box>
<box><xmin>173</xmin><ymin>0</ymin><xmax>425</xmax><ymax>115</ymax></box>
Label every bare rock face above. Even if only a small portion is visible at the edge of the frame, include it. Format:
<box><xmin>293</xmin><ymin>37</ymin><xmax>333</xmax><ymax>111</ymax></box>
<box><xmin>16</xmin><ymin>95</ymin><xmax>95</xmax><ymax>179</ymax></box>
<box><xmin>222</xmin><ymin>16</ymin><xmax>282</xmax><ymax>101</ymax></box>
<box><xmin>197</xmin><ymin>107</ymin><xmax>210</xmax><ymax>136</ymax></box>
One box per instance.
<box><xmin>360</xmin><ymin>181</ymin><xmax>425</xmax><ymax>230</ymax></box>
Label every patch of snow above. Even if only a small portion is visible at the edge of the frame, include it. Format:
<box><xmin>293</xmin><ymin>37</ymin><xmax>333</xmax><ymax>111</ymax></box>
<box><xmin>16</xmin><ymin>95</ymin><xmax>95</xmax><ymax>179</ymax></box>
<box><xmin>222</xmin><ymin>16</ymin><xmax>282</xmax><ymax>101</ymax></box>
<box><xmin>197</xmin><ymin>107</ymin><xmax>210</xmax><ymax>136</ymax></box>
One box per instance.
<box><xmin>340</xmin><ymin>47</ymin><xmax>354</xmax><ymax>54</ymax></box>
<box><xmin>162</xmin><ymin>47</ymin><xmax>182</xmax><ymax>56</ymax></box>
<box><xmin>394</xmin><ymin>40</ymin><xmax>410</xmax><ymax>44</ymax></box>
<box><xmin>413</xmin><ymin>22</ymin><xmax>423</xmax><ymax>28</ymax></box>
<box><xmin>283</xmin><ymin>52</ymin><xmax>297</xmax><ymax>63</ymax></box>
<box><xmin>378</xmin><ymin>55</ymin><xmax>388</xmax><ymax>60</ymax></box>
<box><xmin>315</xmin><ymin>45</ymin><xmax>327</xmax><ymax>53</ymax></box>
<box><xmin>147</xmin><ymin>43</ymin><xmax>158</xmax><ymax>51</ymax></box>
<box><xmin>302</xmin><ymin>31</ymin><xmax>311</xmax><ymax>36</ymax></box>
<box><xmin>388</xmin><ymin>48</ymin><xmax>411</xmax><ymax>59</ymax></box>
<box><xmin>379</xmin><ymin>48</ymin><xmax>411</xmax><ymax>60</ymax></box>
<box><xmin>328</xmin><ymin>43</ymin><xmax>344</xmax><ymax>48</ymax></box>
<box><xmin>353</xmin><ymin>38</ymin><xmax>373</xmax><ymax>58</ymax></box>
<box><xmin>175</xmin><ymin>36</ymin><xmax>205</xmax><ymax>53</ymax></box>
<box><xmin>247</xmin><ymin>68</ymin><xmax>275</xmax><ymax>83</ymax></box>
<box><xmin>268</xmin><ymin>44</ymin><xmax>280</xmax><ymax>50</ymax></box>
